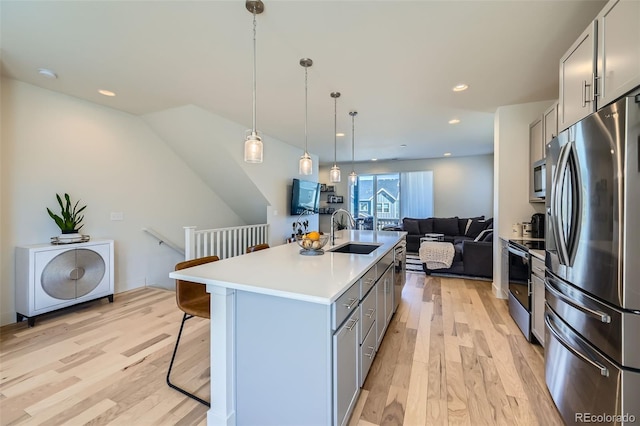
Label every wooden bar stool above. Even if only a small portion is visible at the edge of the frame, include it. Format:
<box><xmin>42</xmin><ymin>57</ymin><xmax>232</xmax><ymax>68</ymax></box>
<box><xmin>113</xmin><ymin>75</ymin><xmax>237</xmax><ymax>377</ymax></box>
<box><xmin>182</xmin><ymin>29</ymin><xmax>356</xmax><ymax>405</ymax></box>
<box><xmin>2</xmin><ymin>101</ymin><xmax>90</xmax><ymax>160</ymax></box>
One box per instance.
<box><xmin>246</xmin><ymin>243</ymin><xmax>269</xmax><ymax>253</ymax></box>
<box><xmin>166</xmin><ymin>255</ymin><xmax>219</xmax><ymax>407</ymax></box>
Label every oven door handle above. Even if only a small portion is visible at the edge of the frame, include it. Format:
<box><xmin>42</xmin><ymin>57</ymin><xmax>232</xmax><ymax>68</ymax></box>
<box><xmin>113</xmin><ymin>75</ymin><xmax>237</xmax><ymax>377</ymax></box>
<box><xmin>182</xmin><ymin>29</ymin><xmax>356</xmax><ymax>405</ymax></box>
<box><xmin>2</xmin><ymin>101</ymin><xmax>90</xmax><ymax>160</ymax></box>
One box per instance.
<box><xmin>545</xmin><ymin>312</ymin><xmax>609</xmax><ymax>377</ymax></box>
<box><xmin>545</xmin><ymin>277</ymin><xmax>611</xmax><ymax>323</ymax></box>
<box><xmin>507</xmin><ymin>245</ymin><xmax>528</xmax><ymax>258</ymax></box>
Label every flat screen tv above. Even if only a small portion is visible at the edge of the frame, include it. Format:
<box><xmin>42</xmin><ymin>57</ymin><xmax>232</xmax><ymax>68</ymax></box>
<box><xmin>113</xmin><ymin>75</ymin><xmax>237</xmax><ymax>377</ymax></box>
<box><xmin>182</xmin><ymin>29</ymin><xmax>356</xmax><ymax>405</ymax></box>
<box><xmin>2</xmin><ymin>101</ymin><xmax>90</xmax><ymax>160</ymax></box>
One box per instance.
<box><xmin>290</xmin><ymin>178</ymin><xmax>320</xmax><ymax>215</ymax></box>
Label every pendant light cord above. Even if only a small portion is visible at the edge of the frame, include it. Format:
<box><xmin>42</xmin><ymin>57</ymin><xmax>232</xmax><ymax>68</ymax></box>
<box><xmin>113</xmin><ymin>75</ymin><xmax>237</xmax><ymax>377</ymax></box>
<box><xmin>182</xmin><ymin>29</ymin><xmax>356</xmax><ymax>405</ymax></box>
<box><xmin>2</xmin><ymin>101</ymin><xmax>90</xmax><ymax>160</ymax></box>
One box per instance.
<box><xmin>351</xmin><ymin>114</ymin><xmax>355</xmax><ymax>168</ymax></box>
<box><xmin>333</xmin><ymin>97</ymin><xmax>337</xmax><ymax>165</ymax></box>
<box><xmin>304</xmin><ymin>66</ymin><xmax>308</xmax><ymax>154</ymax></box>
<box><xmin>252</xmin><ymin>10</ymin><xmax>257</xmax><ymax>133</ymax></box>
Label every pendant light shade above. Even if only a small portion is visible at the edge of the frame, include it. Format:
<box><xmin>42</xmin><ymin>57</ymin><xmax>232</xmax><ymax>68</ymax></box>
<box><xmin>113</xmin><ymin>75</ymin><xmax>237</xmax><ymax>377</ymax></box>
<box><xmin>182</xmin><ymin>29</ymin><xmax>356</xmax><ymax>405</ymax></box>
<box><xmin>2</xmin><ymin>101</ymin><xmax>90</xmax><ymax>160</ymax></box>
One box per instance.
<box><xmin>329</xmin><ymin>92</ymin><xmax>341</xmax><ymax>183</ymax></box>
<box><xmin>243</xmin><ymin>1</ymin><xmax>265</xmax><ymax>164</ymax></box>
<box><xmin>348</xmin><ymin>111</ymin><xmax>358</xmax><ymax>185</ymax></box>
<box><xmin>244</xmin><ymin>131</ymin><xmax>263</xmax><ymax>163</ymax></box>
<box><xmin>299</xmin><ymin>58</ymin><xmax>313</xmax><ymax>175</ymax></box>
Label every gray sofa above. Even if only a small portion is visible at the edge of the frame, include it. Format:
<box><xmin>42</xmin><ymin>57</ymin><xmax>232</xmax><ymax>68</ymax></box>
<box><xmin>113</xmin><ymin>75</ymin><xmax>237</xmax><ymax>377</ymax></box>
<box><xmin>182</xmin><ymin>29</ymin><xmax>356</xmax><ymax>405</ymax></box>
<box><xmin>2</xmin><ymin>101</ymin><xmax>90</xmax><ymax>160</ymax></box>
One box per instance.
<box><xmin>398</xmin><ymin>216</ymin><xmax>494</xmax><ymax>279</ymax></box>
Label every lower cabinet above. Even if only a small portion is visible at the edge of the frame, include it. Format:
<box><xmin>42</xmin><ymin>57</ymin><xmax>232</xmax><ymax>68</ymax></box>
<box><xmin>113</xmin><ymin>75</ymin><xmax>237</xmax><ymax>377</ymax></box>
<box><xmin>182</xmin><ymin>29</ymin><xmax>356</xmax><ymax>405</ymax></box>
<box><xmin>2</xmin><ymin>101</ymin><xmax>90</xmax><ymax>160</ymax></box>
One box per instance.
<box><xmin>360</xmin><ymin>320</ymin><xmax>377</xmax><ymax>387</ymax></box>
<box><xmin>531</xmin><ymin>256</ymin><xmax>546</xmax><ymax>346</ymax></box>
<box><xmin>333</xmin><ymin>307</ymin><xmax>360</xmax><ymax>426</ymax></box>
<box><xmin>382</xmin><ymin>266</ymin><xmax>394</xmax><ymax>325</ymax></box>
<box><xmin>376</xmin><ymin>276</ymin><xmax>386</xmax><ymax>347</ymax></box>
<box><xmin>375</xmin><ymin>265</ymin><xmax>395</xmax><ymax>348</ymax></box>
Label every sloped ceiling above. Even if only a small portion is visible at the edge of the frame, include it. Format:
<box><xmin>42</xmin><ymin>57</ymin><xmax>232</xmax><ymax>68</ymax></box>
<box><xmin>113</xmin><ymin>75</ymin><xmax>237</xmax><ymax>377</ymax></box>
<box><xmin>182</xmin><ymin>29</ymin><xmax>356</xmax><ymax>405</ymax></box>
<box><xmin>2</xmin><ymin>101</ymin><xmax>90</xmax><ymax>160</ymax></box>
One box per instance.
<box><xmin>143</xmin><ymin>105</ymin><xmax>269</xmax><ymax>225</ymax></box>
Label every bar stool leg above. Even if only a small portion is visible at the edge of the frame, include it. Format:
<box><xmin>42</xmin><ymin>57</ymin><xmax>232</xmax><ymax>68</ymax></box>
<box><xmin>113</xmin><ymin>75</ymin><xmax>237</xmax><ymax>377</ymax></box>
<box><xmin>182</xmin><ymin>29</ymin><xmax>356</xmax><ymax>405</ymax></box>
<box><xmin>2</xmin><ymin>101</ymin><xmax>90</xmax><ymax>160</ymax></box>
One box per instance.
<box><xmin>166</xmin><ymin>312</ymin><xmax>211</xmax><ymax>407</ymax></box>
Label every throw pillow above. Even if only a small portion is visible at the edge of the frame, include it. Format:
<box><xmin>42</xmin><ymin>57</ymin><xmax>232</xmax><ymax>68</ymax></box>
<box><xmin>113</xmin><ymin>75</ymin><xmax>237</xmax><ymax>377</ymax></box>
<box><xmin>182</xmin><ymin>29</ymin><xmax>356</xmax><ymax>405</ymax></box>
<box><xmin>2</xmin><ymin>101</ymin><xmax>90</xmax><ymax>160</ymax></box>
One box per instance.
<box><xmin>433</xmin><ymin>217</ymin><xmax>459</xmax><ymax>236</ymax></box>
<box><xmin>466</xmin><ymin>219</ymin><xmax>489</xmax><ymax>239</ymax></box>
<box><xmin>403</xmin><ymin>218</ymin><xmax>420</xmax><ymax>235</ymax></box>
<box><xmin>459</xmin><ymin>216</ymin><xmax>484</xmax><ymax>235</ymax></box>
<box><xmin>474</xmin><ymin>229</ymin><xmax>493</xmax><ymax>242</ymax></box>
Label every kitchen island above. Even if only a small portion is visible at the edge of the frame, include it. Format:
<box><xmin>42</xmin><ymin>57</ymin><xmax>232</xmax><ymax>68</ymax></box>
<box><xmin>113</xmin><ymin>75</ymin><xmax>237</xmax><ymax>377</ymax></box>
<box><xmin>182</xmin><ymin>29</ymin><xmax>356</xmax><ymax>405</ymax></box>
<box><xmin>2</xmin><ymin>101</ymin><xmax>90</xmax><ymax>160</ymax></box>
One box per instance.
<box><xmin>170</xmin><ymin>229</ymin><xmax>406</xmax><ymax>426</ymax></box>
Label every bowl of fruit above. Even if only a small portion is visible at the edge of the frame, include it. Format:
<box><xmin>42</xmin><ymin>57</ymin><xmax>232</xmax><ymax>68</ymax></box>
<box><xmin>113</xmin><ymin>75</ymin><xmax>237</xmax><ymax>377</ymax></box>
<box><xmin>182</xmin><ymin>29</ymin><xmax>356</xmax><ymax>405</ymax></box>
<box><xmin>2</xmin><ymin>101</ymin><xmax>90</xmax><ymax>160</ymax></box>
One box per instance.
<box><xmin>295</xmin><ymin>231</ymin><xmax>330</xmax><ymax>256</ymax></box>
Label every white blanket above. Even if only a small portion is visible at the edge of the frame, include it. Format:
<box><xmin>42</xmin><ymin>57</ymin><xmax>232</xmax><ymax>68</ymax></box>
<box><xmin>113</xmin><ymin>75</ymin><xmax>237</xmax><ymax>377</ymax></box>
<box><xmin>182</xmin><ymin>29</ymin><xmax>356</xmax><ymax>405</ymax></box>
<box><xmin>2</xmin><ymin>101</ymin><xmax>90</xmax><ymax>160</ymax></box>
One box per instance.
<box><xmin>419</xmin><ymin>242</ymin><xmax>455</xmax><ymax>270</ymax></box>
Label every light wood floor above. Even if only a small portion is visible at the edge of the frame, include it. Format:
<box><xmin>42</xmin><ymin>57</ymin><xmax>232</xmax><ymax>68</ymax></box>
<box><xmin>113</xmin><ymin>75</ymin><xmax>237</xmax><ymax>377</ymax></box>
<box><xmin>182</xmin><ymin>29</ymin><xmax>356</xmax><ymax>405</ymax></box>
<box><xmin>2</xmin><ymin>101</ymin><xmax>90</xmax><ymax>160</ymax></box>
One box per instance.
<box><xmin>0</xmin><ymin>274</ymin><xmax>564</xmax><ymax>425</ymax></box>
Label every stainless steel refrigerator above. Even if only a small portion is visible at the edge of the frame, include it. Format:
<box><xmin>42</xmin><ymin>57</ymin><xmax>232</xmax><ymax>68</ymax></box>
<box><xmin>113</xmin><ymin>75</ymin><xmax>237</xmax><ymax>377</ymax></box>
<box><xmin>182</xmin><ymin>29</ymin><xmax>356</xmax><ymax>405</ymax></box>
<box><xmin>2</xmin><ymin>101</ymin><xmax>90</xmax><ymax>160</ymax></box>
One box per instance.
<box><xmin>545</xmin><ymin>92</ymin><xmax>640</xmax><ymax>425</ymax></box>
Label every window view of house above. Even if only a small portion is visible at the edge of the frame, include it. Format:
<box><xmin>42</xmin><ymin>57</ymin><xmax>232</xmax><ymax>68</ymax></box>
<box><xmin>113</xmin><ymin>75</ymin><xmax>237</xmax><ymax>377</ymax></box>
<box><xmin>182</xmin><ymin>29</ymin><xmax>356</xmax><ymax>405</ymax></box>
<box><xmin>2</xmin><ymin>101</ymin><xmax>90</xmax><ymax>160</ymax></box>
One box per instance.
<box><xmin>351</xmin><ymin>171</ymin><xmax>433</xmax><ymax>230</ymax></box>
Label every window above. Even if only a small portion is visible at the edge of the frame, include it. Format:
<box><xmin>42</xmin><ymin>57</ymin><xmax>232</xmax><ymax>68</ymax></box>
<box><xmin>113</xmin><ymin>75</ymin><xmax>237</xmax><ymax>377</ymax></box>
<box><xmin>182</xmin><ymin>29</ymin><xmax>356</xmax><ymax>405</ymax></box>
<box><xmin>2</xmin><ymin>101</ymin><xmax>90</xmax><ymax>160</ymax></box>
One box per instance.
<box><xmin>350</xmin><ymin>171</ymin><xmax>433</xmax><ymax>229</ymax></box>
<box><xmin>377</xmin><ymin>203</ymin><xmax>390</xmax><ymax>213</ymax></box>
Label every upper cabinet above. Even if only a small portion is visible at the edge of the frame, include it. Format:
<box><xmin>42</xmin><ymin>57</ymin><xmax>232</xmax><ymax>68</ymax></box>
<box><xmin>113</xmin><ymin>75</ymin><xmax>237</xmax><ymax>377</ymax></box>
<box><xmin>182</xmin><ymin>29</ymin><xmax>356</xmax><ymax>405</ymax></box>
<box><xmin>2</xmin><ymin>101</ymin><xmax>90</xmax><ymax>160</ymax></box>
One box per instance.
<box><xmin>597</xmin><ymin>0</ymin><xmax>640</xmax><ymax>107</ymax></box>
<box><xmin>559</xmin><ymin>22</ymin><xmax>597</xmax><ymax>131</ymax></box>
<box><xmin>529</xmin><ymin>101</ymin><xmax>557</xmax><ymax>203</ymax></box>
<box><xmin>559</xmin><ymin>0</ymin><xmax>640</xmax><ymax>131</ymax></box>
<box><xmin>529</xmin><ymin>117</ymin><xmax>544</xmax><ymax>165</ymax></box>
<box><xmin>543</xmin><ymin>102</ymin><xmax>558</xmax><ymax>146</ymax></box>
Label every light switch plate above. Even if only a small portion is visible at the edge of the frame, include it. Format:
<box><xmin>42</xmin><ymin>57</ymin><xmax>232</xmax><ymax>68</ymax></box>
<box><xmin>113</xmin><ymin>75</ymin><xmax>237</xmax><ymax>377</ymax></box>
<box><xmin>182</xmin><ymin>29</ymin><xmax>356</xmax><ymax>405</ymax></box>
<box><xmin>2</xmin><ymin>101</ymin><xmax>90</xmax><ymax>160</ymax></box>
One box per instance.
<box><xmin>110</xmin><ymin>212</ymin><xmax>124</xmax><ymax>221</ymax></box>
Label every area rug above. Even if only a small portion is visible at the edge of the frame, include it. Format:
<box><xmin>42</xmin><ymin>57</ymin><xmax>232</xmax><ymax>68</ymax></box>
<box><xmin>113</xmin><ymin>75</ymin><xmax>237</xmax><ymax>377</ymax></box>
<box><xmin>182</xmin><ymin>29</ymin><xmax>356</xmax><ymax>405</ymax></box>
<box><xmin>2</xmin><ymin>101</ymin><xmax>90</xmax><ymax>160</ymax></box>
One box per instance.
<box><xmin>405</xmin><ymin>252</ymin><xmax>492</xmax><ymax>281</ymax></box>
<box><xmin>405</xmin><ymin>253</ymin><xmax>424</xmax><ymax>273</ymax></box>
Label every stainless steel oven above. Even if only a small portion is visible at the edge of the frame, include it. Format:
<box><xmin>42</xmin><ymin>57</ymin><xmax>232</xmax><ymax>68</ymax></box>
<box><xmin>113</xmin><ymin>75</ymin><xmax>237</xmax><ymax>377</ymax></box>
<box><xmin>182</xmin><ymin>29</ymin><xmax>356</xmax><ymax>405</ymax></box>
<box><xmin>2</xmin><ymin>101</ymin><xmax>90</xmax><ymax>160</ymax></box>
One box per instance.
<box><xmin>508</xmin><ymin>240</ymin><xmax>532</xmax><ymax>341</ymax></box>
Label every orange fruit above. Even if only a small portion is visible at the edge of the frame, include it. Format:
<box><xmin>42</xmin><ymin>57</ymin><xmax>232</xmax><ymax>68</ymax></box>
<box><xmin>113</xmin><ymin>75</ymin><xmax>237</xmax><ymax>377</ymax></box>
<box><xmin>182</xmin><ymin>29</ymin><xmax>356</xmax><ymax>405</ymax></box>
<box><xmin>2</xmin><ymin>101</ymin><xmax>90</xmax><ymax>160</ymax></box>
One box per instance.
<box><xmin>307</xmin><ymin>231</ymin><xmax>320</xmax><ymax>241</ymax></box>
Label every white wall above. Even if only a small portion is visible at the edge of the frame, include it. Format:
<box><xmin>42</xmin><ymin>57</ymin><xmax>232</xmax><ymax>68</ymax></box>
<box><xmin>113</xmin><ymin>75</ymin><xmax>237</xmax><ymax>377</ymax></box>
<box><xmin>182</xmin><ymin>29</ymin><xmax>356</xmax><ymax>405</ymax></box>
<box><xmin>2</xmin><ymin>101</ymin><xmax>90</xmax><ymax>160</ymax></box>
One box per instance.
<box><xmin>493</xmin><ymin>99</ymin><xmax>553</xmax><ymax>297</ymax></box>
<box><xmin>318</xmin><ymin>155</ymin><xmax>494</xmax><ymax>232</ymax></box>
<box><xmin>0</xmin><ymin>78</ymin><xmax>312</xmax><ymax>326</ymax></box>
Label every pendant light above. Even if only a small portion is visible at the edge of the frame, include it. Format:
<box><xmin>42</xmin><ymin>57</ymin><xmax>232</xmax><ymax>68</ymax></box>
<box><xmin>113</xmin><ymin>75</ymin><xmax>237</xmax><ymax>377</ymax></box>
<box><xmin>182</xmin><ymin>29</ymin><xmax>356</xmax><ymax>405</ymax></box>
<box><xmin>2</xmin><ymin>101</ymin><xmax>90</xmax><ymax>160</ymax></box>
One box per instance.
<box><xmin>329</xmin><ymin>92</ymin><xmax>341</xmax><ymax>183</ymax></box>
<box><xmin>348</xmin><ymin>111</ymin><xmax>358</xmax><ymax>185</ymax></box>
<box><xmin>243</xmin><ymin>0</ymin><xmax>265</xmax><ymax>164</ymax></box>
<box><xmin>299</xmin><ymin>58</ymin><xmax>313</xmax><ymax>175</ymax></box>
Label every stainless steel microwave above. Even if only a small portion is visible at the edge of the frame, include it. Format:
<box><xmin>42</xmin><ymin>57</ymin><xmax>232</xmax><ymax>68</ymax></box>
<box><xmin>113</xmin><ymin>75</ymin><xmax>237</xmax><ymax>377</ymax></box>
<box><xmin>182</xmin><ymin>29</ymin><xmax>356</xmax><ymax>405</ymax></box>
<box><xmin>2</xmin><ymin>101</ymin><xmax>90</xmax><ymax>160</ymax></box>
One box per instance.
<box><xmin>533</xmin><ymin>159</ymin><xmax>546</xmax><ymax>198</ymax></box>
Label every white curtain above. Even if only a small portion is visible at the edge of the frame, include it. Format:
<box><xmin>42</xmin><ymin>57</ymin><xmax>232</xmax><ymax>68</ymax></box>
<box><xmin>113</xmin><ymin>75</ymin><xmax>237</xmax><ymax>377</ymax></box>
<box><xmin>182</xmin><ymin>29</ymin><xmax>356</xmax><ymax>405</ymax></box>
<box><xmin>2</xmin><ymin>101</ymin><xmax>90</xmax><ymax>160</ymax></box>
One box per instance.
<box><xmin>400</xmin><ymin>171</ymin><xmax>433</xmax><ymax>218</ymax></box>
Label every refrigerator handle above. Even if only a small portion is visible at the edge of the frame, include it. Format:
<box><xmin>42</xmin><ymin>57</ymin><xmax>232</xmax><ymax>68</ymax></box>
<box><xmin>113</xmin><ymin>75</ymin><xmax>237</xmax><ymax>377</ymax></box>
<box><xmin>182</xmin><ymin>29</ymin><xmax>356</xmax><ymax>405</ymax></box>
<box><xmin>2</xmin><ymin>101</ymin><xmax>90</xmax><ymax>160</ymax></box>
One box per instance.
<box><xmin>553</xmin><ymin>142</ymin><xmax>572</xmax><ymax>265</ymax></box>
<box><xmin>545</xmin><ymin>276</ymin><xmax>611</xmax><ymax>323</ymax></box>
<box><xmin>545</xmin><ymin>312</ymin><xmax>609</xmax><ymax>377</ymax></box>
<box><xmin>566</xmin><ymin>144</ymin><xmax>583</xmax><ymax>265</ymax></box>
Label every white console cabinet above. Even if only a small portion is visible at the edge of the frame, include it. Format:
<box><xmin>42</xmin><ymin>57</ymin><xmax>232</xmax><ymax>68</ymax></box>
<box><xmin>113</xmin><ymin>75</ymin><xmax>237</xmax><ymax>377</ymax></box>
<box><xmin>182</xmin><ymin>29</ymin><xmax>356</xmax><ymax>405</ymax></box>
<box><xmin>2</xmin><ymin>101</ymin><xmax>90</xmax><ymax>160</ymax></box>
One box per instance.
<box><xmin>15</xmin><ymin>240</ymin><xmax>114</xmax><ymax>326</ymax></box>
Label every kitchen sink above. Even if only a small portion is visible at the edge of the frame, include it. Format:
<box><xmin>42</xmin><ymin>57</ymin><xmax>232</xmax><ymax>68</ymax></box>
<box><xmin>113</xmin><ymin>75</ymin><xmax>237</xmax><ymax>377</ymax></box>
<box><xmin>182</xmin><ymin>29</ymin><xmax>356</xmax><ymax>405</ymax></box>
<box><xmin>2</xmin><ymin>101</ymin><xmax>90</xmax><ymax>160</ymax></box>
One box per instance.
<box><xmin>329</xmin><ymin>243</ymin><xmax>381</xmax><ymax>255</ymax></box>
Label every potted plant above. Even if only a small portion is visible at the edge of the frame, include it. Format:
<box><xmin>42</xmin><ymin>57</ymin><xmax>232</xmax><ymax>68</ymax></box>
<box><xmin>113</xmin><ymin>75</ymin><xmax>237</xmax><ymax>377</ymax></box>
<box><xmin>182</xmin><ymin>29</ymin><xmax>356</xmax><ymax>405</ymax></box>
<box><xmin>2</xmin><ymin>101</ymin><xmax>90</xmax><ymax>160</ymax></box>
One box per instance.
<box><xmin>47</xmin><ymin>193</ymin><xmax>86</xmax><ymax>238</ymax></box>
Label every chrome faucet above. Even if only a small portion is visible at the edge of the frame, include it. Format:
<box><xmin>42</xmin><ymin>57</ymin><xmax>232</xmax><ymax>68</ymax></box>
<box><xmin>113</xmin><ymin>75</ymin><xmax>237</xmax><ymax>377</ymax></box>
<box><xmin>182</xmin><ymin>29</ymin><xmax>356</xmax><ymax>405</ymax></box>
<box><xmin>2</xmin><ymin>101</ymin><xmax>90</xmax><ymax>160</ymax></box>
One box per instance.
<box><xmin>330</xmin><ymin>208</ymin><xmax>356</xmax><ymax>245</ymax></box>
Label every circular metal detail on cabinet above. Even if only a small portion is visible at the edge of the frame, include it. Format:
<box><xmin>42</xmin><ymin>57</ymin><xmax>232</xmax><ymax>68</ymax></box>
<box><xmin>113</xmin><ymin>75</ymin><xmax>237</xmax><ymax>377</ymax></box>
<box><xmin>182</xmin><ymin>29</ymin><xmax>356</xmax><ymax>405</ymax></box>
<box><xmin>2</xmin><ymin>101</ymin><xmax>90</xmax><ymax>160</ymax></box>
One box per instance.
<box><xmin>41</xmin><ymin>249</ymin><xmax>106</xmax><ymax>300</ymax></box>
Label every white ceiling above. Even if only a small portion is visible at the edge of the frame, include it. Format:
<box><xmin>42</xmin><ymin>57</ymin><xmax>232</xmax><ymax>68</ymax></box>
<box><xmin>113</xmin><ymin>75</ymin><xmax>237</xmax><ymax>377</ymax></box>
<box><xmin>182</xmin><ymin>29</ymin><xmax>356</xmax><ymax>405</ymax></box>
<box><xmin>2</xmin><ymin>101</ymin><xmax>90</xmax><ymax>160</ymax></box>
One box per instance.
<box><xmin>0</xmin><ymin>0</ymin><xmax>606</xmax><ymax>164</ymax></box>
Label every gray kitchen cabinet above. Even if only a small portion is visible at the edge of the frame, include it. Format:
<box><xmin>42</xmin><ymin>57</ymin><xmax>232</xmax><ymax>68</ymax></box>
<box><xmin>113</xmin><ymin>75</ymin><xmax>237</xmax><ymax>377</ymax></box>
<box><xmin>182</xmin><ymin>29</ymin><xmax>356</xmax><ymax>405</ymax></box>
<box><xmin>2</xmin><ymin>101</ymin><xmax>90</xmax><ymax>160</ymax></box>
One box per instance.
<box><xmin>359</xmin><ymin>283</ymin><xmax>376</xmax><ymax>345</ymax></box>
<box><xmin>382</xmin><ymin>265</ymin><xmax>394</xmax><ymax>325</ymax></box>
<box><xmin>531</xmin><ymin>255</ymin><xmax>546</xmax><ymax>346</ymax></box>
<box><xmin>543</xmin><ymin>102</ymin><xmax>558</xmax><ymax>145</ymax></box>
<box><xmin>529</xmin><ymin>117</ymin><xmax>544</xmax><ymax>203</ymax></box>
<box><xmin>559</xmin><ymin>21</ymin><xmax>597</xmax><ymax>131</ymax></box>
<box><xmin>359</xmin><ymin>320</ymin><xmax>377</xmax><ymax>387</ymax></box>
<box><xmin>559</xmin><ymin>0</ymin><xmax>640</xmax><ymax>132</ymax></box>
<box><xmin>333</xmin><ymin>307</ymin><xmax>360</xmax><ymax>426</ymax></box>
<box><xmin>529</xmin><ymin>117</ymin><xmax>544</xmax><ymax>164</ymax></box>
<box><xmin>596</xmin><ymin>0</ymin><xmax>640</xmax><ymax>107</ymax></box>
<box><xmin>375</xmin><ymin>274</ymin><xmax>386</xmax><ymax>348</ymax></box>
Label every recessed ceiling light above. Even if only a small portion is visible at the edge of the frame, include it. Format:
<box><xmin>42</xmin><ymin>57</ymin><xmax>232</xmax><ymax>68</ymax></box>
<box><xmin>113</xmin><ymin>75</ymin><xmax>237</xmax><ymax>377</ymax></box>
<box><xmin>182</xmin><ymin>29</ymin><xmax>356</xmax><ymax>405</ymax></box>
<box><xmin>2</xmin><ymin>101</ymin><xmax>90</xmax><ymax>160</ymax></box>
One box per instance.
<box><xmin>444</xmin><ymin>152</ymin><xmax>452</xmax><ymax>157</ymax></box>
<box><xmin>448</xmin><ymin>119</ymin><xmax>461</xmax><ymax>124</ymax></box>
<box><xmin>98</xmin><ymin>89</ymin><xmax>116</xmax><ymax>97</ymax></box>
<box><xmin>37</xmin><ymin>68</ymin><xmax>57</xmax><ymax>79</ymax></box>
<box><xmin>452</xmin><ymin>83</ymin><xmax>468</xmax><ymax>92</ymax></box>
<box><xmin>400</xmin><ymin>144</ymin><xmax>407</xmax><ymax>148</ymax></box>
<box><xmin>371</xmin><ymin>158</ymin><xmax>378</xmax><ymax>161</ymax></box>
<box><xmin>336</xmin><ymin>133</ymin><xmax>345</xmax><ymax>137</ymax></box>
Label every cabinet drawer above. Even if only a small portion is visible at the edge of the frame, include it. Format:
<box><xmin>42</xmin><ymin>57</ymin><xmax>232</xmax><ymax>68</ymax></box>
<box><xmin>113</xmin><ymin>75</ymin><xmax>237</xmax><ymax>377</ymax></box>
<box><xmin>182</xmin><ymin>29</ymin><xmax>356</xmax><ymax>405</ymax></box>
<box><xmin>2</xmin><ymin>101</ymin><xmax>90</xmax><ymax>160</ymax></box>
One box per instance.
<box><xmin>377</xmin><ymin>251</ymin><xmax>393</xmax><ymax>277</ymax></box>
<box><xmin>359</xmin><ymin>265</ymin><xmax>377</xmax><ymax>299</ymax></box>
<box><xmin>359</xmin><ymin>286</ymin><xmax>376</xmax><ymax>343</ymax></box>
<box><xmin>333</xmin><ymin>283</ymin><xmax>360</xmax><ymax>330</ymax></box>
<box><xmin>531</xmin><ymin>256</ymin><xmax>545</xmax><ymax>278</ymax></box>
<box><xmin>359</xmin><ymin>322</ymin><xmax>377</xmax><ymax>387</ymax></box>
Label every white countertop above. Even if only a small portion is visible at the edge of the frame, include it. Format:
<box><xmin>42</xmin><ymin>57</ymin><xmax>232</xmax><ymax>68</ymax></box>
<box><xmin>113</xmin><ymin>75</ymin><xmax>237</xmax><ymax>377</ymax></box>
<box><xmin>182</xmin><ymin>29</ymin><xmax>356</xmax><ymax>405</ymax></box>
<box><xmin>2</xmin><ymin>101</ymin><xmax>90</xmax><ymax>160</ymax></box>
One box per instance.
<box><xmin>169</xmin><ymin>230</ymin><xmax>406</xmax><ymax>305</ymax></box>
